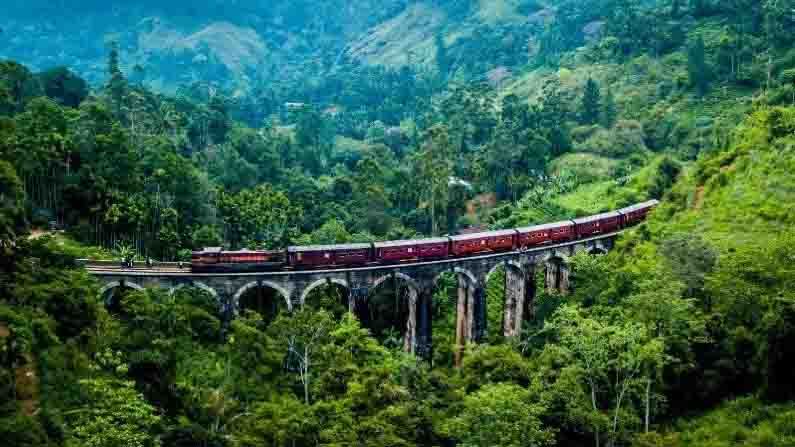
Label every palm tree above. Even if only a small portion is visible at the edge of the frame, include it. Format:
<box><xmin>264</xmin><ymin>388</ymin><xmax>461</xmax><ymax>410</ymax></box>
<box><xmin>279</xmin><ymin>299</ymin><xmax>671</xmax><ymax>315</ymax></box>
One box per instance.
<box><xmin>115</xmin><ymin>241</ymin><xmax>135</xmax><ymax>267</ymax></box>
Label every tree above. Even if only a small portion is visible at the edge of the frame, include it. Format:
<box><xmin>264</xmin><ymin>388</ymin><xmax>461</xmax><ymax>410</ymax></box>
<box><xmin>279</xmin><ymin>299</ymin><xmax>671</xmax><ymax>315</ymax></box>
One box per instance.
<box><xmin>659</xmin><ymin>233</ymin><xmax>717</xmax><ymax>298</ymax></box>
<box><xmin>782</xmin><ymin>69</ymin><xmax>795</xmax><ymax>105</ymax></box>
<box><xmin>271</xmin><ymin>309</ymin><xmax>334</xmax><ymax>405</ymax></box>
<box><xmin>66</xmin><ymin>378</ymin><xmax>161</xmax><ymax>447</ymax></box>
<box><xmin>293</xmin><ymin>105</ymin><xmax>333</xmax><ymax>174</ymax></box>
<box><xmin>217</xmin><ymin>184</ymin><xmax>301</xmax><ymax>249</ymax></box>
<box><xmin>415</xmin><ymin>125</ymin><xmax>454</xmax><ymax>236</ymax></box>
<box><xmin>687</xmin><ymin>35</ymin><xmax>711</xmax><ymax>95</ymax></box>
<box><xmin>444</xmin><ymin>383</ymin><xmax>554</xmax><ymax>447</ymax></box>
<box><xmin>38</xmin><ymin>67</ymin><xmax>89</xmax><ymax>108</ymax></box>
<box><xmin>539</xmin><ymin>77</ymin><xmax>572</xmax><ymax>157</ymax></box>
<box><xmin>546</xmin><ymin>305</ymin><xmax>665</xmax><ymax>447</ymax></box>
<box><xmin>624</xmin><ymin>272</ymin><xmax>707</xmax><ymax>432</ymax></box>
<box><xmin>0</xmin><ymin>160</ymin><xmax>26</xmax><ymax>246</ymax></box>
<box><xmin>581</xmin><ymin>78</ymin><xmax>602</xmax><ymax>125</ymax></box>
<box><xmin>105</xmin><ymin>42</ymin><xmax>128</xmax><ymax>120</ymax></box>
<box><xmin>191</xmin><ymin>225</ymin><xmax>223</xmax><ymax>249</ymax></box>
<box><xmin>763</xmin><ymin>0</ymin><xmax>795</xmax><ymax>48</ymax></box>
<box><xmin>207</xmin><ymin>94</ymin><xmax>231</xmax><ymax>144</ymax></box>
<box><xmin>603</xmin><ymin>87</ymin><xmax>618</xmax><ymax>128</ymax></box>
<box><xmin>295</xmin><ymin>218</ymin><xmax>358</xmax><ymax>246</ymax></box>
<box><xmin>0</xmin><ymin>61</ymin><xmax>41</xmax><ymax>114</ymax></box>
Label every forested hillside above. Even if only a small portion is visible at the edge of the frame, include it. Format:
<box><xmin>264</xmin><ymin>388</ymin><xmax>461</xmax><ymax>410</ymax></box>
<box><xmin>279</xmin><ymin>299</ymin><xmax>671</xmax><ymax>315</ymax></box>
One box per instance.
<box><xmin>3</xmin><ymin>0</ymin><xmax>795</xmax><ymax>446</ymax></box>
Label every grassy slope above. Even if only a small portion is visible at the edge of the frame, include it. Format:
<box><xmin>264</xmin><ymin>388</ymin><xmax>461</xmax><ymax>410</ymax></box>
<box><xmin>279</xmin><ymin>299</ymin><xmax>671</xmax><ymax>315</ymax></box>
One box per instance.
<box><xmin>648</xmin><ymin>107</ymin><xmax>795</xmax><ymax>250</ymax></box>
<box><xmin>348</xmin><ymin>0</ymin><xmax>531</xmax><ymax>67</ymax></box>
<box><xmin>614</xmin><ymin>107</ymin><xmax>795</xmax><ymax>446</ymax></box>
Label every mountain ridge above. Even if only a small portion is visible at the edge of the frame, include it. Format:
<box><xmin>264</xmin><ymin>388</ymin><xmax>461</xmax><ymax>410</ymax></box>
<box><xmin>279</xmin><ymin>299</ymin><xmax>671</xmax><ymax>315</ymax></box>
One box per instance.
<box><xmin>1</xmin><ymin>0</ymin><xmax>550</xmax><ymax>92</ymax></box>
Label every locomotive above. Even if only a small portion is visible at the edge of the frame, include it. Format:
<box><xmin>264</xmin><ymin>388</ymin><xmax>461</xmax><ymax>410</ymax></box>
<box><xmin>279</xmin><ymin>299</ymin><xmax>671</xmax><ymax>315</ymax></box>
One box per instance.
<box><xmin>191</xmin><ymin>200</ymin><xmax>659</xmax><ymax>273</ymax></box>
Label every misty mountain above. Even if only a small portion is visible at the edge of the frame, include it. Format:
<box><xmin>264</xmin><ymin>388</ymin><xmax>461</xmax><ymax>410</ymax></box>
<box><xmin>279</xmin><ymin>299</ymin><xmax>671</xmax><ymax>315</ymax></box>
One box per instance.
<box><xmin>0</xmin><ymin>0</ymin><xmax>555</xmax><ymax>93</ymax></box>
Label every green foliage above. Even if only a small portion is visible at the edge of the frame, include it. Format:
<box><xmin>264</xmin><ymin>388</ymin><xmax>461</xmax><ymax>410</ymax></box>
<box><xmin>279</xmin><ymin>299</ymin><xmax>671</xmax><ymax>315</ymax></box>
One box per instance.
<box><xmin>66</xmin><ymin>378</ymin><xmax>161</xmax><ymax>447</ymax></box>
<box><xmin>687</xmin><ymin>35</ymin><xmax>711</xmax><ymax>95</ymax></box>
<box><xmin>415</xmin><ymin>124</ymin><xmax>454</xmax><ymax>235</ymax></box>
<box><xmin>3</xmin><ymin>3</ymin><xmax>795</xmax><ymax>445</ymax></box>
<box><xmin>443</xmin><ymin>383</ymin><xmax>554</xmax><ymax>447</ymax></box>
<box><xmin>0</xmin><ymin>160</ymin><xmax>27</xmax><ymax>245</ymax></box>
<box><xmin>37</xmin><ymin>67</ymin><xmax>88</xmax><ymax>108</ymax></box>
<box><xmin>603</xmin><ymin>87</ymin><xmax>618</xmax><ymax>128</ymax></box>
<box><xmin>581</xmin><ymin>78</ymin><xmax>602</xmax><ymax>125</ymax></box>
<box><xmin>659</xmin><ymin>233</ymin><xmax>717</xmax><ymax>296</ymax></box>
<box><xmin>575</xmin><ymin>120</ymin><xmax>649</xmax><ymax>158</ymax></box>
<box><xmin>217</xmin><ymin>184</ymin><xmax>301</xmax><ymax>249</ymax></box>
<box><xmin>0</xmin><ymin>412</ymin><xmax>56</xmax><ymax>447</ymax></box>
<box><xmin>634</xmin><ymin>397</ymin><xmax>795</xmax><ymax>447</ymax></box>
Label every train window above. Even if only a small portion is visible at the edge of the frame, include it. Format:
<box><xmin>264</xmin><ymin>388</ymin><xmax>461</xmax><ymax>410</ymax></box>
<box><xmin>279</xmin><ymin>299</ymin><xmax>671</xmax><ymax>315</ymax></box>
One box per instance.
<box><xmin>408</xmin><ymin>248</ymin><xmax>414</xmax><ymax>253</ymax></box>
<box><xmin>481</xmin><ymin>240</ymin><xmax>486</xmax><ymax>245</ymax></box>
<box><xmin>297</xmin><ymin>253</ymin><xmax>303</xmax><ymax>261</ymax></box>
<box><xmin>324</xmin><ymin>253</ymin><xmax>331</xmax><ymax>259</ymax></box>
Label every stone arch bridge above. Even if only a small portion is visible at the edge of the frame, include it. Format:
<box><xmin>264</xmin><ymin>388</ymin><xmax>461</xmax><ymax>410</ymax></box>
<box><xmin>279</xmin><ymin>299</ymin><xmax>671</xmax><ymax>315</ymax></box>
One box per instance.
<box><xmin>87</xmin><ymin>234</ymin><xmax>617</xmax><ymax>363</ymax></box>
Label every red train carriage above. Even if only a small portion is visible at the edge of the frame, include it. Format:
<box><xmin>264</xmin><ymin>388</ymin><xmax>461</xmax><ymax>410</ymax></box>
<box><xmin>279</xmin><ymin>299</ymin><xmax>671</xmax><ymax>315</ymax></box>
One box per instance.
<box><xmin>219</xmin><ymin>250</ymin><xmax>270</xmax><ymax>264</ymax></box>
<box><xmin>618</xmin><ymin>199</ymin><xmax>659</xmax><ymax>227</ymax></box>
<box><xmin>573</xmin><ymin>211</ymin><xmax>622</xmax><ymax>238</ymax></box>
<box><xmin>516</xmin><ymin>221</ymin><xmax>576</xmax><ymax>249</ymax></box>
<box><xmin>288</xmin><ymin>243</ymin><xmax>372</xmax><ymax>269</ymax></box>
<box><xmin>374</xmin><ymin>237</ymin><xmax>450</xmax><ymax>263</ymax></box>
<box><xmin>450</xmin><ymin>229</ymin><xmax>518</xmax><ymax>257</ymax></box>
<box><xmin>192</xmin><ymin>247</ymin><xmax>223</xmax><ymax>266</ymax></box>
<box><xmin>192</xmin><ymin>248</ymin><xmax>285</xmax><ymax>273</ymax></box>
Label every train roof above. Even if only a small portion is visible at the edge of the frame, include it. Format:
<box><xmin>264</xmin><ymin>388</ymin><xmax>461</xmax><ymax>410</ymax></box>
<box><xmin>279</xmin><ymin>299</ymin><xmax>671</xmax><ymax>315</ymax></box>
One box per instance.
<box><xmin>572</xmin><ymin>211</ymin><xmax>622</xmax><ymax>224</ymax></box>
<box><xmin>618</xmin><ymin>200</ymin><xmax>660</xmax><ymax>213</ymax></box>
<box><xmin>194</xmin><ymin>247</ymin><xmax>223</xmax><ymax>254</ymax></box>
<box><xmin>374</xmin><ymin>237</ymin><xmax>450</xmax><ymax>248</ymax></box>
<box><xmin>449</xmin><ymin>229</ymin><xmax>517</xmax><ymax>241</ymax></box>
<box><xmin>516</xmin><ymin>220</ymin><xmax>574</xmax><ymax>233</ymax></box>
<box><xmin>288</xmin><ymin>243</ymin><xmax>371</xmax><ymax>253</ymax></box>
<box><xmin>194</xmin><ymin>247</ymin><xmax>282</xmax><ymax>254</ymax></box>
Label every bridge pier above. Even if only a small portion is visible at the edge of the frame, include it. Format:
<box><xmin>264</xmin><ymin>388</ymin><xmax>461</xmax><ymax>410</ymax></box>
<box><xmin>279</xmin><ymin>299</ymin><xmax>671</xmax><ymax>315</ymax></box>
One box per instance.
<box><xmin>403</xmin><ymin>286</ymin><xmax>418</xmax><ymax>354</ymax></box>
<box><xmin>416</xmin><ymin>288</ymin><xmax>433</xmax><ymax>361</ymax></box>
<box><xmin>545</xmin><ymin>257</ymin><xmax>570</xmax><ymax>295</ymax></box>
<box><xmin>455</xmin><ymin>272</ymin><xmax>485</xmax><ymax>367</ymax></box>
<box><xmin>524</xmin><ymin>264</ymin><xmax>537</xmax><ymax>323</ymax></box>
<box><xmin>503</xmin><ymin>264</ymin><xmax>525</xmax><ymax>338</ymax></box>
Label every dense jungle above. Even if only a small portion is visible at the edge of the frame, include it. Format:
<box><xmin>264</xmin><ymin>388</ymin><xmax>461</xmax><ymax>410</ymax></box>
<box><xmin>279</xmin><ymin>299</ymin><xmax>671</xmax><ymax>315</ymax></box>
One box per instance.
<box><xmin>2</xmin><ymin>0</ymin><xmax>795</xmax><ymax>446</ymax></box>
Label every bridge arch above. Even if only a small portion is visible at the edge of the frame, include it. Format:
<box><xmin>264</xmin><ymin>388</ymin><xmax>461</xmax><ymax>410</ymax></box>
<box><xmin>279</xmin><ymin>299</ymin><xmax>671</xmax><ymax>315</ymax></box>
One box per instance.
<box><xmin>485</xmin><ymin>260</ymin><xmax>523</xmax><ymax>284</ymax></box>
<box><xmin>98</xmin><ymin>280</ymin><xmax>146</xmax><ymax>313</ymax></box>
<box><xmin>234</xmin><ymin>281</ymin><xmax>292</xmax><ymax>312</ymax></box>
<box><xmin>433</xmin><ymin>267</ymin><xmax>479</xmax><ymax>289</ymax></box>
<box><xmin>168</xmin><ymin>281</ymin><xmax>218</xmax><ymax>298</ymax></box>
<box><xmin>371</xmin><ymin>272</ymin><xmax>420</xmax><ymax>301</ymax></box>
<box><xmin>539</xmin><ymin>250</ymin><xmax>571</xmax><ymax>265</ymax></box>
<box><xmin>300</xmin><ymin>278</ymin><xmax>349</xmax><ymax>306</ymax></box>
<box><xmin>588</xmin><ymin>241</ymin><xmax>609</xmax><ymax>255</ymax></box>
<box><xmin>363</xmin><ymin>271</ymin><xmax>421</xmax><ymax>353</ymax></box>
<box><xmin>98</xmin><ymin>280</ymin><xmax>145</xmax><ymax>299</ymax></box>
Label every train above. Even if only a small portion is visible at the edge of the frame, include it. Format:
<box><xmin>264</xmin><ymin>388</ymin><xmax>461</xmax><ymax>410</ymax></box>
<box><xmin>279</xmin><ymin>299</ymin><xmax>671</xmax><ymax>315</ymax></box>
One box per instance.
<box><xmin>191</xmin><ymin>200</ymin><xmax>659</xmax><ymax>273</ymax></box>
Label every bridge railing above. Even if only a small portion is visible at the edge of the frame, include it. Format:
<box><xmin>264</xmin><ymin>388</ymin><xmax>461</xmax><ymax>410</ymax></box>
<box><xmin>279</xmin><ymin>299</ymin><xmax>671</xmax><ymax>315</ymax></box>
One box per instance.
<box><xmin>78</xmin><ymin>259</ymin><xmax>186</xmax><ymax>270</ymax></box>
